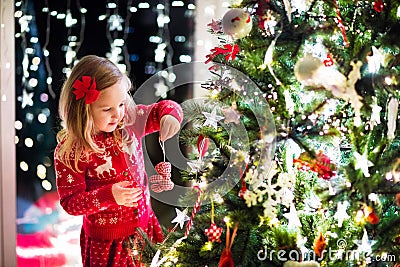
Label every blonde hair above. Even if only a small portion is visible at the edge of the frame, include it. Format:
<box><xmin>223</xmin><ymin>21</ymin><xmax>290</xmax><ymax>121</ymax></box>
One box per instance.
<box><xmin>56</xmin><ymin>55</ymin><xmax>132</xmax><ymax>172</ymax></box>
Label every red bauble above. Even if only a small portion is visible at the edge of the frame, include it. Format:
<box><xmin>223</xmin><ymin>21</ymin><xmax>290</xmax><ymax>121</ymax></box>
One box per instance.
<box><xmin>367</xmin><ymin>211</ymin><xmax>380</xmax><ymax>224</ymax></box>
<box><xmin>373</xmin><ymin>0</ymin><xmax>384</xmax><ymax>12</ymax></box>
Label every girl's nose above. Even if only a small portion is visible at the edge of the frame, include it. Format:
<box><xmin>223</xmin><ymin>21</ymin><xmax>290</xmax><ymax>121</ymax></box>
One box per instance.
<box><xmin>111</xmin><ymin>109</ymin><xmax>119</xmax><ymax>118</ymax></box>
<box><xmin>113</xmin><ymin>108</ymin><xmax>124</xmax><ymax>119</ymax></box>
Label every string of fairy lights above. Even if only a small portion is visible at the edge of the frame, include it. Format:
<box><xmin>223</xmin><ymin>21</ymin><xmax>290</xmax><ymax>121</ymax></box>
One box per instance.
<box><xmin>13</xmin><ymin>0</ymin><xmax>195</xmax><ymax>193</ymax></box>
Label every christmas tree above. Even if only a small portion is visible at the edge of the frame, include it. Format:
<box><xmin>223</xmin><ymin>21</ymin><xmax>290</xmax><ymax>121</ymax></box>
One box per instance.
<box><xmin>145</xmin><ymin>0</ymin><xmax>400</xmax><ymax>266</ymax></box>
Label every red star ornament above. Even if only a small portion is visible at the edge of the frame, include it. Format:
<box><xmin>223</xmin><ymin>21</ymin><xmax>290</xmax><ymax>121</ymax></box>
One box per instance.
<box><xmin>205</xmin><ymin>223</ymin><xmax>223</xmax><ymax>243</ymax></box>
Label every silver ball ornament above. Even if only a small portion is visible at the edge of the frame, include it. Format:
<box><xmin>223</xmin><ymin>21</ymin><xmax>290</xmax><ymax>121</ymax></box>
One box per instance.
<box><xmin>294</xmin><ymin>54</ymin><xmax>324</xmax><ymax>86</ymax></box>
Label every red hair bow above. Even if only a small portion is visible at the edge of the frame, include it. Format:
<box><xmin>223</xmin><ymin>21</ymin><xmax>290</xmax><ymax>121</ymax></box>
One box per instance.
<box><xmin>72</xmin><ymin>76</ymin><xmax>99</xmax><ymax>104</ymax></box>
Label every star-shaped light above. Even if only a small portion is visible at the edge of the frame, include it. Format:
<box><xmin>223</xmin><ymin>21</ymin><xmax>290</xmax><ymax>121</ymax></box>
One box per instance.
<box><xmin>108</xmin><ymin>14</ymin><xmax>124</xmax><ymax>31</ymax></box>
<box><xmin>154</xmin><ymin>80</ymin><xmax>168</xmax><ymax>99</ymax></box>
<box><xmin>283</xmin><ymin>203</ymin><xmax>302</xmax><ymax>229</ymax></box>
<box><xmin>18</xmin><ymin>89</ymin><xmax>34</xmax><ymax>109</ymax></box>
<box><xmin>171</xmin><ymin>208</ymin><xmax>190</xmax><ymax>229</ymax></box>
<box><xmin>354</xmin><ymin>151</ymin><xmax>374</xmax><ymax>177</ymax></box>
<box><xmin>354</xmin><ymin>228</ymin><xmax>376</xmax><ymax>255</ymax></box>
<box><xmin>202</xmin><ymin>108</ymin><xmax>224</xmax><ymax>129</ymax></box>
<box><xmin>221</xmin><ymin>103</ymin><xmax>241</xmax><ymax>124</ymax></box>
<box><xmin>334</xmin><ymin>201</ymin><xmax>350</xmax><ymax>227</ymax></box>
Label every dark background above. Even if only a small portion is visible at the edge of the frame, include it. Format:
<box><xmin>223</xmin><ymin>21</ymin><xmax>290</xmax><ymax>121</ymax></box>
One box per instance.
<box><xmin>15</xmin><ymin>0</ymin><xmax>195</xmax><ymax>227</ymax></box>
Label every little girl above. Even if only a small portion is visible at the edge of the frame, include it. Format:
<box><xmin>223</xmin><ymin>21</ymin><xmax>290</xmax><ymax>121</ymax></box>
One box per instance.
<box><xmin>54</xmin><ymin>55</ymin><xmax>183</xmax><ymax>266</ymax></box>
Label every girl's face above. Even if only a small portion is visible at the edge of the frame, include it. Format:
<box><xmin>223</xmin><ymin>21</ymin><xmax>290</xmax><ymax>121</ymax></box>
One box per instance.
<box><xmin>90</xmin><ymin>80</ymin><xmax>127</xmax><ymax>133</ymax></box>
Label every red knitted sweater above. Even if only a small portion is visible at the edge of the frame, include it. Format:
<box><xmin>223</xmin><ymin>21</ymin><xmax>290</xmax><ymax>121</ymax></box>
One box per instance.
<box><xmin>54</xmin><ymin>100</ymin><xmax>183</xmax><ymax>241</ymax></box>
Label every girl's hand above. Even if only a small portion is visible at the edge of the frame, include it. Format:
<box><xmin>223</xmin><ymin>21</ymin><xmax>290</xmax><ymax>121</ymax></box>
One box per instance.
<box><xmin>159</xmin><ymin>115</ymin><xmax>180</xmax><ymax>142</ymax></box>
<box><xmin>112</xmin><ymin>181</ymin><xmax>142</xmax><ymax>207</ymax></box>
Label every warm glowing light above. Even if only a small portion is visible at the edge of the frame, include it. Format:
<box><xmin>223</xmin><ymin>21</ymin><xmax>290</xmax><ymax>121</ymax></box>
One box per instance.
<box><xmin>28</xmin><ymin>78</ymin><xmax>38</xmax><ymax>87</ymax></box>
<box><xmin>172</xmin><ymin>1</ymin><xmax>184</xmax><ymax>7</ymax></box>
<box><xmin>56</xmin><ymin>13</ymin><xmax>66</xmax><ymax>19</ymax></box>
<box><xmin>179</xmin><ymin>55</ymin><xmax>191</xmax><ymax>63</ymax></box>
<box><xmin>149</xmin><ymin>36</ymin><xmax>162</xmax><ymax>43</ymax></box>
<box><xmin>107</xmin><ymin>3</ymin><xmax>117</xmax><ymax>8</ymax></box>
<box><xmin>32</xmin><ymin>56</ymin><xmax>40</xmax><ymax>65</ymax></box>
<box><xmin>37</xmin><ymin>164</ymin><xmax>47</xmax><ymax>179</ymax></box>
<box><xmin>24</xmin><ymin>138</ymin><xmax>33</xmax><ymax>148</ymax></box>
<box><xmin>38</xmin><ymin>113</ymin><xmax>47</xmax><ymax>123</ymax></box>
<box><xmin>138</xmin><ymin>2</ymin><xmax>150</xmax><ymax>9</ymax></box>
<box><xmin>20</xmin><ymin>161</ymin><xmax>29</xmax><ymax>171</ymax></box>
<box><xmin>384</xmin><ymin>76</ymin><xmax>393</xmax><ymax>85</ymax></box>
<box><xmin>42</xmin><ymin>180</ymin><xmax>52</xmax><ymax>190</ymax></box>
<box><xmin>15</xmin><ymin>120</ymin><xmax>23</xmax><ymax>130</ymax></box>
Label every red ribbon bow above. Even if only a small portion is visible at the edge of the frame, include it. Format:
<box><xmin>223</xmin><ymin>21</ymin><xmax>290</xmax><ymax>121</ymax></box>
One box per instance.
<box><xmin>72</xmin><ymin>76</ymin><xmax>100</xmax><ymax>104</ymax></box>
<box><xmin>205</xmin><ymin>44</ymin><xmax>240</xmax><ymax>64</ymax></box>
